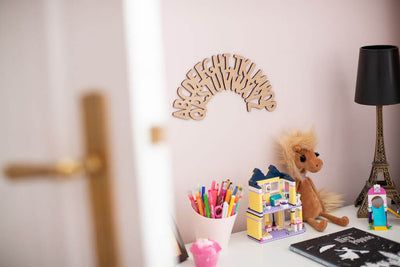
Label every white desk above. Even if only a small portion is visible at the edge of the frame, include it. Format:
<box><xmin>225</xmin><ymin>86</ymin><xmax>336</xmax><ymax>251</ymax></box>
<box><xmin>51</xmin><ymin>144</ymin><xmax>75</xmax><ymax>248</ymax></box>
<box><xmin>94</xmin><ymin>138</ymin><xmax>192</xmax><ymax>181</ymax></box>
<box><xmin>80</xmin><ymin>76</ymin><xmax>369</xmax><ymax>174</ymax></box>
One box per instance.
<box><xmin>178</xmin><ymin>205</ymin><xmax>400</xmax><ymax>266</ymax></box>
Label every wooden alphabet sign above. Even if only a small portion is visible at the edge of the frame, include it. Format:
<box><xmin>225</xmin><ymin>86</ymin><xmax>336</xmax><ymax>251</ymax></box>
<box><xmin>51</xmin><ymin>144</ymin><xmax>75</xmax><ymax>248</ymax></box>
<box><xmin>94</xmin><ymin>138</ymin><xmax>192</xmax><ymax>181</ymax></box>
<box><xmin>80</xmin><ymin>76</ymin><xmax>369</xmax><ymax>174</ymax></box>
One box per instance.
<box><xmin>172</xmin><ymin>53</ymin><xmax>276</xmax><ymax>120</ymax></box>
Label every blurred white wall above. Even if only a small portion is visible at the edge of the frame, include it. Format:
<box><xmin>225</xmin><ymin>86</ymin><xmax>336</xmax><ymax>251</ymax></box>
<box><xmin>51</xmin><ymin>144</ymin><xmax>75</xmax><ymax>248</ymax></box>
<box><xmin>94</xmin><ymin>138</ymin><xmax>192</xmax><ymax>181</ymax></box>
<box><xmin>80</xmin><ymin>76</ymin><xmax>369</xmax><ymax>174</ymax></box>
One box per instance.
<box><xmin>161</xmin><ymin>0</ymin><xmax>400</xmax><ymax>243</ymax></box>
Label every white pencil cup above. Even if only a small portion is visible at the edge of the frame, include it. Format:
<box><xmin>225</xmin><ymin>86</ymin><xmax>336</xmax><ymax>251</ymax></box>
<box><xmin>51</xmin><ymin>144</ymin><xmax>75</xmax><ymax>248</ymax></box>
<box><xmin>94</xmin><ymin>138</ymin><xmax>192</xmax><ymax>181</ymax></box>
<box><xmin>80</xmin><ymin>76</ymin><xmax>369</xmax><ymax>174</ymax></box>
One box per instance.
<box><xmin>191</xmin><ymin>209</ymin><xmax>238</xmax><ymax>250</ymax></box>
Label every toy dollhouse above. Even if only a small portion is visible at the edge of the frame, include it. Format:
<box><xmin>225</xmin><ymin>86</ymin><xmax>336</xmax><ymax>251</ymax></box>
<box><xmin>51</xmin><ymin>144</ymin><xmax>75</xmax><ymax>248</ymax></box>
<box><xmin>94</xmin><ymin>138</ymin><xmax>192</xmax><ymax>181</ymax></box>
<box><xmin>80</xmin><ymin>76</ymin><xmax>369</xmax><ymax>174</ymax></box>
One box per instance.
<box><xmin>247</xmin><ymin>165</ymin><xmax>305</xmax><ymax>243</ymax></box>
<box><xmin>368</xmin><ymin>184</ymin><xmax>392</xmax><ymax>231</ymax></box>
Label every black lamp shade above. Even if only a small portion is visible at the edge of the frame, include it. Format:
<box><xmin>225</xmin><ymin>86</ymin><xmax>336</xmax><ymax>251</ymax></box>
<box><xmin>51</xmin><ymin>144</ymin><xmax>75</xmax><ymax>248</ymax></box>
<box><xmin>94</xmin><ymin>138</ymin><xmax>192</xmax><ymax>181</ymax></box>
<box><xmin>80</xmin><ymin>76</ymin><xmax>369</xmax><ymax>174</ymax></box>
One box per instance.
<box><xmin>355</xmin><ymin>45</ymin><xmax>400</xmax><ymax>105</ymax></box>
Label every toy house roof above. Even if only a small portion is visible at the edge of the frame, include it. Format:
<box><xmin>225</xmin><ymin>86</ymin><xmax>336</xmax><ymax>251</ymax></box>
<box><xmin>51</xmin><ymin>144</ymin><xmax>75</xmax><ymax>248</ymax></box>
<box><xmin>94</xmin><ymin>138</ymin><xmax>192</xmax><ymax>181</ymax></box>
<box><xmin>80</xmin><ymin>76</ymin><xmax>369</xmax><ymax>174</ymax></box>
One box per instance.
<box><xmin>249</xmin><ymin>165</ymin><xmax>294</xmax><ymax>189</ymax></box>
<box><xmin>368</xmin><ymin>186</ymin><xmax>386</xmax><ymax>195</ymax></box>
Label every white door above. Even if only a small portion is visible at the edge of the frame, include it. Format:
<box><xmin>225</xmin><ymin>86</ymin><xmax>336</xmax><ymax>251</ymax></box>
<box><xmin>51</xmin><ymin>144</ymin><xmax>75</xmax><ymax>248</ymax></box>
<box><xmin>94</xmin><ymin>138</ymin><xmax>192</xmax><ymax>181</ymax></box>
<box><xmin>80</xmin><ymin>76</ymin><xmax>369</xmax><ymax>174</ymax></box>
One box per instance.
<box><xmin>0</xmin><ymin>0</ymin><xmax>174</xmax><ymax>267</ymax></box>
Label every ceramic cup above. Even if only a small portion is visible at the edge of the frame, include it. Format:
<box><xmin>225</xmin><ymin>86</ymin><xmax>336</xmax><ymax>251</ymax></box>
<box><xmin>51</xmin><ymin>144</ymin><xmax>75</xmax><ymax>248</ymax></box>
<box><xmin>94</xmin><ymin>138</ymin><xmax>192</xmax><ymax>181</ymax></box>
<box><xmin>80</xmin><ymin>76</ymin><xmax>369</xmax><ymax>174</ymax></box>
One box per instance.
<box><xmin>190</xmin><ymin>209</ymin><xmax>237</xmax><ymax>250</ymax></box>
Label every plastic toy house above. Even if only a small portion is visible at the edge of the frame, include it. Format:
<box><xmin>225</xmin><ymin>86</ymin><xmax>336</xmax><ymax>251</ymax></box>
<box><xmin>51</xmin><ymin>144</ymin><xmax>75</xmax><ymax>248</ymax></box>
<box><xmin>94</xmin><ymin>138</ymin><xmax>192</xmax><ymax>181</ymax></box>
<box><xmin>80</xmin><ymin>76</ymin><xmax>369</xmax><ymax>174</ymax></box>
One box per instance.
<box><xmin>368</xmin><ymin>184</ymin><xmax>391</xmax><ymax>231</ymax></box>
<box><xmin>246</xmin><ymin>165</ymin><xmax>305</xmax><ymax>243</ymax></box>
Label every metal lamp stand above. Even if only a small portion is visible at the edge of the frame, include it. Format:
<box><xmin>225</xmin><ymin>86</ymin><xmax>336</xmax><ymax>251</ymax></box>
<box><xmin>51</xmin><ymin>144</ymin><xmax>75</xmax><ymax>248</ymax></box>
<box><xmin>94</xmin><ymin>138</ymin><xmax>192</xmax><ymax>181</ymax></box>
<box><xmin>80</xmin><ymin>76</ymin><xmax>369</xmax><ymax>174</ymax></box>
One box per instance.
<box><xmin>354</xmin><ymin>106</ymin><xmax>400</xmax><ymax>217</ymax></box>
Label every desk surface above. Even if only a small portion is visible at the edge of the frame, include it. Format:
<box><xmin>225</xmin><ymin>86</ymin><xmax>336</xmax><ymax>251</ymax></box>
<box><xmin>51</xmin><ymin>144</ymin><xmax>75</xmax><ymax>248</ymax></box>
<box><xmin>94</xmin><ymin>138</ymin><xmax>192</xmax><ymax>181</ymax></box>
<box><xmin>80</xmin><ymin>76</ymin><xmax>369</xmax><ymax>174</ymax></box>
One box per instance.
<box><xmin>178</xmin><ymin>205</ymin><xmax>400</xmax><ymax>266</ymax></box>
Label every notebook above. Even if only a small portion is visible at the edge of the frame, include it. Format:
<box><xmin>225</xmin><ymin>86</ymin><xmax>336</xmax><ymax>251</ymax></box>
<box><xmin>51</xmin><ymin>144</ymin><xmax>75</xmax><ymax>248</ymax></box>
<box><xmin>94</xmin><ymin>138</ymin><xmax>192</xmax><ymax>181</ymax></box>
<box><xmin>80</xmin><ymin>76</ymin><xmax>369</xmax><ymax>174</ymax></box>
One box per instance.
<box><xmin>290</xmin><ymin>227</ymin><xmax>400</xmax><ymax>267</ymax></box>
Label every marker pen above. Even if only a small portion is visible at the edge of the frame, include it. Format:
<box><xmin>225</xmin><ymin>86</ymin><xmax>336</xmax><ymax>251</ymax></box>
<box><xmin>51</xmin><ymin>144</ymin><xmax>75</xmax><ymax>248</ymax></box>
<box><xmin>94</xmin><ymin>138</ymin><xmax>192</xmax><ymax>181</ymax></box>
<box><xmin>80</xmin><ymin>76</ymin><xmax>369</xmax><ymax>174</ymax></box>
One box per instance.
<box><xmin>227</xmin><ymin>195</ymin><xmax>235</xmax><ymax>217</ymax></box>
<box><xmin>234</xmin><ymin>196</ymin><xmax>242</xmax><ymax>215</ymax></box>
<box><xmin>225</xmin><ymin>188</ymin><xmax>232</xmax><ymax>205</ymax></box>
<box><xmin>222</xmin><ymin>202</ymin><xmax>229</xmax><ymax>218</ymax></box>
<box><xmin>208</xmin><ymin>190</ymin><xmax>214</xmax><ymax>210</ymax></box>
<box><xmin>232</xmin><ymin>186</ymin><xmax>238</xmax><ymax>196</ymax></box>
<box><xmin>227</xmin><ymin>182</ymin><xmax>233</xmax><ymax>191</ymax></box>
<box><xmin>196</xmin><ymin>192</ymin><xmax>204</xmax><ymax>216</ymax></box>
<box><xmin>217</xmin><ymin>181</ymin><xmax>225</xmax><ymax>205</ymax></box>
<box><xmin>210</xmin><ymin>205</ymin><xmax>215</xmax><ymax>218</ymax></box>
<box><xmin>235</xmin><ymin>188</ymin><xmax>243</xmax><ymax>203</ymax></box>
<box><xmin>204</xmin><ymin>194</ymin><xmax>211</xmax><ymax>218</ymax></box>
<box><xmin>187</xmin><ymin>190</ymin><xmax>199</xmax><ymax>213</ymax></box>
<box><xmin>219</xmin><ymin>182</ymin><xmax>227</xmax><ymax>206</ymax></box>
<box><xmin>213</xmin><ymin>183</ymin><xmax>219</xmax><ymax>206</ymax></box>
<box><xmin>231</xmin><ymin>203</ymin><xmax>237</xmax><ymax>216</ymax></box>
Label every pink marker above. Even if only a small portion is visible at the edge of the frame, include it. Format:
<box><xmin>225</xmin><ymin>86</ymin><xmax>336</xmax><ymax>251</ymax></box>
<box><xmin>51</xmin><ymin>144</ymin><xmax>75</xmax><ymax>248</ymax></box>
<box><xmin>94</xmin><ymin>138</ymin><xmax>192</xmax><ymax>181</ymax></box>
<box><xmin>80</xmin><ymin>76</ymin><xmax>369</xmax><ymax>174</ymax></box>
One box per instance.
<box><xmin>212</xmin><ymin>189</ymin><xmax>218</xmax><ymax>207</ymax></box>
<box><xmin>218</xmin><ymin>182</ymin><xmax>227</xmax><ymax>206</ymax></box>
<box><xmin>217</xmin><ymin>181</ymin><xmax>224</xmax><ymax>205</ymax></box>
<box><xmin>188</xmin><ymin>190</ymin><xmax>199</xmax><ymax>213</ymax></box>
<box><xmin>210</xmin><ymin>205</ymin><xmax>215</xmax><ymax>218</ymax></box>
<box><xmin>231</xmin><ymin>203</ymin><xmax>237</xmax><ymax>216</ymax></box>
<box><xmin>208</xmin><ymin>190</ymin><xmax>215</xmax><ymax>213</ymax></box>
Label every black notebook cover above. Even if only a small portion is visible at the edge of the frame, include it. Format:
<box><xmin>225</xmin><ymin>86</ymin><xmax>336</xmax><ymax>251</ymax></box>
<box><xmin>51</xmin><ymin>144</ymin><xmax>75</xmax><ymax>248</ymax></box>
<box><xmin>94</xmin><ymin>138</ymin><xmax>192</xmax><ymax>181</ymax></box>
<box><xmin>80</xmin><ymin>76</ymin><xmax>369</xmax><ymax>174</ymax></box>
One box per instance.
<box><xmin>290</xmin><ymin>227</ymin><xmax>400</xmax><ymax>267</ymax></box>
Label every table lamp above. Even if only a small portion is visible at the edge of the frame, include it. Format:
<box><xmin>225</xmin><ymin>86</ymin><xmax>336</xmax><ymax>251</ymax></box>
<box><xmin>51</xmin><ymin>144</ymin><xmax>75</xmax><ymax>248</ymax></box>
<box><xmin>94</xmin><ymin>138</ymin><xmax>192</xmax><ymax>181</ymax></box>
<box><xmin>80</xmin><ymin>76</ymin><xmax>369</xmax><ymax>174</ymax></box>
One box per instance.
<box><xmin>354</xmin><ymin>45</ymin><xmax>400</xmax><ymax>217</ymax></box>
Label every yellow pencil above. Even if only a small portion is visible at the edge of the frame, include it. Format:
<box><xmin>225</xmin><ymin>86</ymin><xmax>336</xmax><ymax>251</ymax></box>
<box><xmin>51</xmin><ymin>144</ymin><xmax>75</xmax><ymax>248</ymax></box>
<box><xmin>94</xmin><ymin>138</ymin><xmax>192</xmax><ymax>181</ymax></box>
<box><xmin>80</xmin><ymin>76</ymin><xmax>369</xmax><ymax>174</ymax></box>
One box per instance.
<box><xmin>227</xmin><ymin>195</ymin><xmax>235</xmax><ymax>217</ymax></box>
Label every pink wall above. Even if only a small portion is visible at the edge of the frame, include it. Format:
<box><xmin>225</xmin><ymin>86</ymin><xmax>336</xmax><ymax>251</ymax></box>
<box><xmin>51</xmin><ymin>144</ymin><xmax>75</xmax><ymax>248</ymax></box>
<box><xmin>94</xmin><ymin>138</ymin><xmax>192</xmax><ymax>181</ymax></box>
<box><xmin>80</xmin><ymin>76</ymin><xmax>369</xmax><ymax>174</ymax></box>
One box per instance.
<box><xmin>161</xmin><ymin>0</ymin><xmax>400</xmax><ymax>243</ymax></box>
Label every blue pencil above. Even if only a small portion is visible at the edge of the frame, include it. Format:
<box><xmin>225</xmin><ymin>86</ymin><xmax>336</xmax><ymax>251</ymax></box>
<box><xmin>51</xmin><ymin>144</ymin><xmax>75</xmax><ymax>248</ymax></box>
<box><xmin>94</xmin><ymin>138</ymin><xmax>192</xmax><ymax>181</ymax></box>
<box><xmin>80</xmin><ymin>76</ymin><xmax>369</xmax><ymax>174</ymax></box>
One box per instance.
<box><xmin>233</xmin><ymin>186</ymin><xmax>238</xmax><ymax>196</ymax></box>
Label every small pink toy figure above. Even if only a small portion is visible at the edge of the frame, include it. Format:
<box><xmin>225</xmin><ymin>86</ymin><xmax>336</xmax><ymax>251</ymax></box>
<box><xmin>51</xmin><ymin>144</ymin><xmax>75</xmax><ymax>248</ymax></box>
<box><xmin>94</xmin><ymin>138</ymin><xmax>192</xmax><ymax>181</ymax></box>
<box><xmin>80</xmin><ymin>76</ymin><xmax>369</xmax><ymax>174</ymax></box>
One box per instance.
<box><xmin>190</xmin><ymin>238</ymin><xmax>221</xmax><ymax>267</ymax></box>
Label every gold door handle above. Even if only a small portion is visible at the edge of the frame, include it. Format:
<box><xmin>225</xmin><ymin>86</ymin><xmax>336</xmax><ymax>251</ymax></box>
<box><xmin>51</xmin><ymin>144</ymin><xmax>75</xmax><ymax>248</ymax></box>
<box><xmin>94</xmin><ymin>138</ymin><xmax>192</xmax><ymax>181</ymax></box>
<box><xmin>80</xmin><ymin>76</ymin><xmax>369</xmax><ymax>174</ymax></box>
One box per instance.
<box><xmin>2</xmin><ymin>93</ymin><xmax>118</xmax><ymax>267</ymax></box>
<box><xmin>4</xmin><ymin>156</ymin><xmax>102</xmax><ymax>179</ymax></box>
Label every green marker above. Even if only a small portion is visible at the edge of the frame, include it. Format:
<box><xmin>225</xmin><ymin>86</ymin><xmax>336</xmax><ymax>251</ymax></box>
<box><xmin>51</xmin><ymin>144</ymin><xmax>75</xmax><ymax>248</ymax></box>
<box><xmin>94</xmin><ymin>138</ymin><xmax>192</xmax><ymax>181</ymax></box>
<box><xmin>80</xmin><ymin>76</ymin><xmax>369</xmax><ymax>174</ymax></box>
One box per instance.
<box><xmin>234</xmin><ymin>199</ymin><xmax>241</xmax><ymax>215</ymax></box>
<box><xmin>204</xmin><ymin>193</ymin><xmax>211</xmax><ymax>218</ymax></box>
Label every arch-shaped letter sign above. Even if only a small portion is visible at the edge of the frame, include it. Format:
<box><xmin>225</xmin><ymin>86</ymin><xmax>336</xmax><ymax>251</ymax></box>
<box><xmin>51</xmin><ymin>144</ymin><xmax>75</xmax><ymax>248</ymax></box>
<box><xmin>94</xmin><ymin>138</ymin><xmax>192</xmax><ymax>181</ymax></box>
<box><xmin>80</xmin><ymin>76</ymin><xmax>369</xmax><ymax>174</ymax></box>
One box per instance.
<box><xmin>172</xmin><ymin>53</ymin><xmax>277</xmax><ymax>120</ymax></box>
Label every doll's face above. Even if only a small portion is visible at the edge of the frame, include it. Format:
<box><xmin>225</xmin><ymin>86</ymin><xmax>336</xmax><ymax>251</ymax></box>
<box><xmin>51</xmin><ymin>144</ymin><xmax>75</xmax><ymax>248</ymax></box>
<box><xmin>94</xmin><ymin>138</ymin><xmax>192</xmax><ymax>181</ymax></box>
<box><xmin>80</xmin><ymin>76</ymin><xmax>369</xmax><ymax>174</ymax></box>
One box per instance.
<box><xmin>293</xmin><ymin>146</ymin><xmax>323</xmax><ymax>173</ymax></box>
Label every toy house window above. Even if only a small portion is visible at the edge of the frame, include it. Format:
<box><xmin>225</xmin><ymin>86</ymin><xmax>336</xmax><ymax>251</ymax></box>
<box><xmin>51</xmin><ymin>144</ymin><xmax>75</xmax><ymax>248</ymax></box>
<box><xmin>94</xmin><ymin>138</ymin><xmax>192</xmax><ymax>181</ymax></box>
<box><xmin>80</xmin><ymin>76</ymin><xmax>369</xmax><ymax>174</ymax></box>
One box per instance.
<box><xmin>262</xmin><ymin>184</ymin><xmax>271</xmax><ymax>195</ymax></box>
<box><xmin>284</xmin><ymin>181</ymin><xmax>289</xmax><ymax>192</ymax></box>
<box><xmin>270</xmin><ymin>181</ymin><xmax>280</xmax><ymax>196</ymax></box>
<box><xmin>284</xmin><ymin>210</ymin><xmax>291</xmax><ymax>226</ymax></box>
<box><xmin>283</xmin><ymin>181</ymin><xmax>290</xmax><ymax>199</ymax></box>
